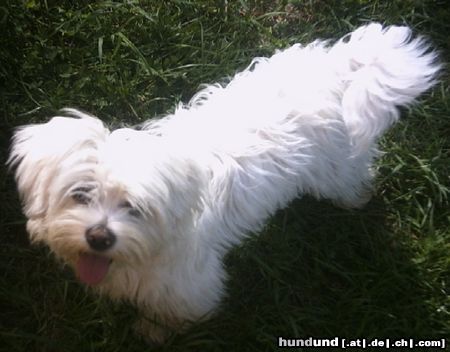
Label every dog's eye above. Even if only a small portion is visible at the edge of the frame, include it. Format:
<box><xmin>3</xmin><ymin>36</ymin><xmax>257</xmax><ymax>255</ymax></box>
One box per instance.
<box><xmin>129</xmin><ymin>208</ymin><xmax>141</xmax><ymax>217</ymax></box>
<box><xmin>119</xmin><ymin>201</ymin><xmax>141</xmax><ymax>217</ymax></box>
<box><xmin>71</xmin><ymin>192</ymin><xmax>91</xmax><ymax>205</ymax></box>
<box><xmin>71</xmin><ymin>186</ymin><xmax>93</xmax><ymax>205</ymax></box>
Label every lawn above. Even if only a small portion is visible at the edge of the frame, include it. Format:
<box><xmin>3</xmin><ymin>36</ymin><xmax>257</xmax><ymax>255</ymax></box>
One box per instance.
<box><xmin>0</xmin><ymin>0</ymin><xmax>449</xmax><ymax>351</ymax></box>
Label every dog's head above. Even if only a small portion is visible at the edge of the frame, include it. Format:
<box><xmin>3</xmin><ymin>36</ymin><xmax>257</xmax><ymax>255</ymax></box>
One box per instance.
<box><xmin>8</xmin><ymin>109</ymin><xmax>204</xmax><ymax>287</ymax></box>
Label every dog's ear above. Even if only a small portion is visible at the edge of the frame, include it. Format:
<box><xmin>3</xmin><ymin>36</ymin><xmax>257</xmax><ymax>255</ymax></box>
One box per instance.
<box><xmin>8</xmin><ymin>110</ymin><xmax>109</xmax><ymax>221</ymax></box>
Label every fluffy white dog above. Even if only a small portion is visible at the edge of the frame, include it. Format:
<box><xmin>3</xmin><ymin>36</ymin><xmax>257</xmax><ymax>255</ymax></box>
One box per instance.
<box><xmin>9</xmin><ymin>23</ymin><xmax>439</xmax><ymax>342</ymax></box>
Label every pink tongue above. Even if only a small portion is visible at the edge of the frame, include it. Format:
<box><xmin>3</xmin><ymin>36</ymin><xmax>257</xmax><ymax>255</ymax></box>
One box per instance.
<box><xmin>76</xmin><ymin>253</ymin><xmax>111</xmax><ymax>285</ymax></box>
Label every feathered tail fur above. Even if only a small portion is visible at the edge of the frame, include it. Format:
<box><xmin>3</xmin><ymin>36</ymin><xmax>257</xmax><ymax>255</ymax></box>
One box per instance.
<box><xmin>333</xmin><ymin>23</ymin><xmax>440</xmax><ymax>152</ymax></box>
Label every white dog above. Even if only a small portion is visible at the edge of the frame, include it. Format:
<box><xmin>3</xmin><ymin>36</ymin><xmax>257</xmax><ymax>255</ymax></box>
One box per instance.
<box><xmin>9</xmin><ymin>23</ymin><xmax>439</xmax><ymax>342</ymax></box>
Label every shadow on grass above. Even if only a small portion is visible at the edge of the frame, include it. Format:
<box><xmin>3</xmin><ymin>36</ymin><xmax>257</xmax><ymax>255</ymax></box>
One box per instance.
<box><xmin>1</xmin><ymin>192</ymin><xmax>443</xmax><ymax>352</ymax></box>
<box><xmin>165</xmin><ymin>196</ymin><xmax>446</xmax><ymax>351</ymax></box>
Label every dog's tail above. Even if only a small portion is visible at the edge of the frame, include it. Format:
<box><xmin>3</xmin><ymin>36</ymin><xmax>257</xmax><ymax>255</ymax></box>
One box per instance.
<box><xmin>332</xmin><ymin>23</ymin><xmax>441</xmax><ymax>153</ymax></box>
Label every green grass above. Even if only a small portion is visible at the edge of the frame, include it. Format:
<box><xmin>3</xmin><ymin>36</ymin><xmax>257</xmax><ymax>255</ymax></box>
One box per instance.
<box><xmin>1</xmin><ymin>0</ymin><xmax>449</xmax><ymax>351</ymax></box>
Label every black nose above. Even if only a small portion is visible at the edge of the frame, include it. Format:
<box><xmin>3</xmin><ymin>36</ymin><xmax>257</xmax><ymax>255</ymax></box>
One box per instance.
<box><xmin>85</xmin><ymin>225</ymin><xmax>116</xmax><ymax>251</ymax></box>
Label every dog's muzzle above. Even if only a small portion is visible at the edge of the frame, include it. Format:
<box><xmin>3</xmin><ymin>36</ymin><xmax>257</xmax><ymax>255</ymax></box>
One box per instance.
<box><xmin>85</xmin><ymin>224</ymin><xmax>116</xmax><ymax>251</ymax></box>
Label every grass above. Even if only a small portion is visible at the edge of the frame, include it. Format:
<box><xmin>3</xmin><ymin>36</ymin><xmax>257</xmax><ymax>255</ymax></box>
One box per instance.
<box><xmin>0</xmin><ymin>0</ymin><xmax>449</xmax><ymax>351</ymax></box>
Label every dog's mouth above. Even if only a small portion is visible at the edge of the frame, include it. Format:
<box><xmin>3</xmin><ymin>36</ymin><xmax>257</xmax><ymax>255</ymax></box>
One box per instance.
<box><xmin>75</xmin><ymin>253</ymin><xmax>112</xmax><ymax>286</ymax></box>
